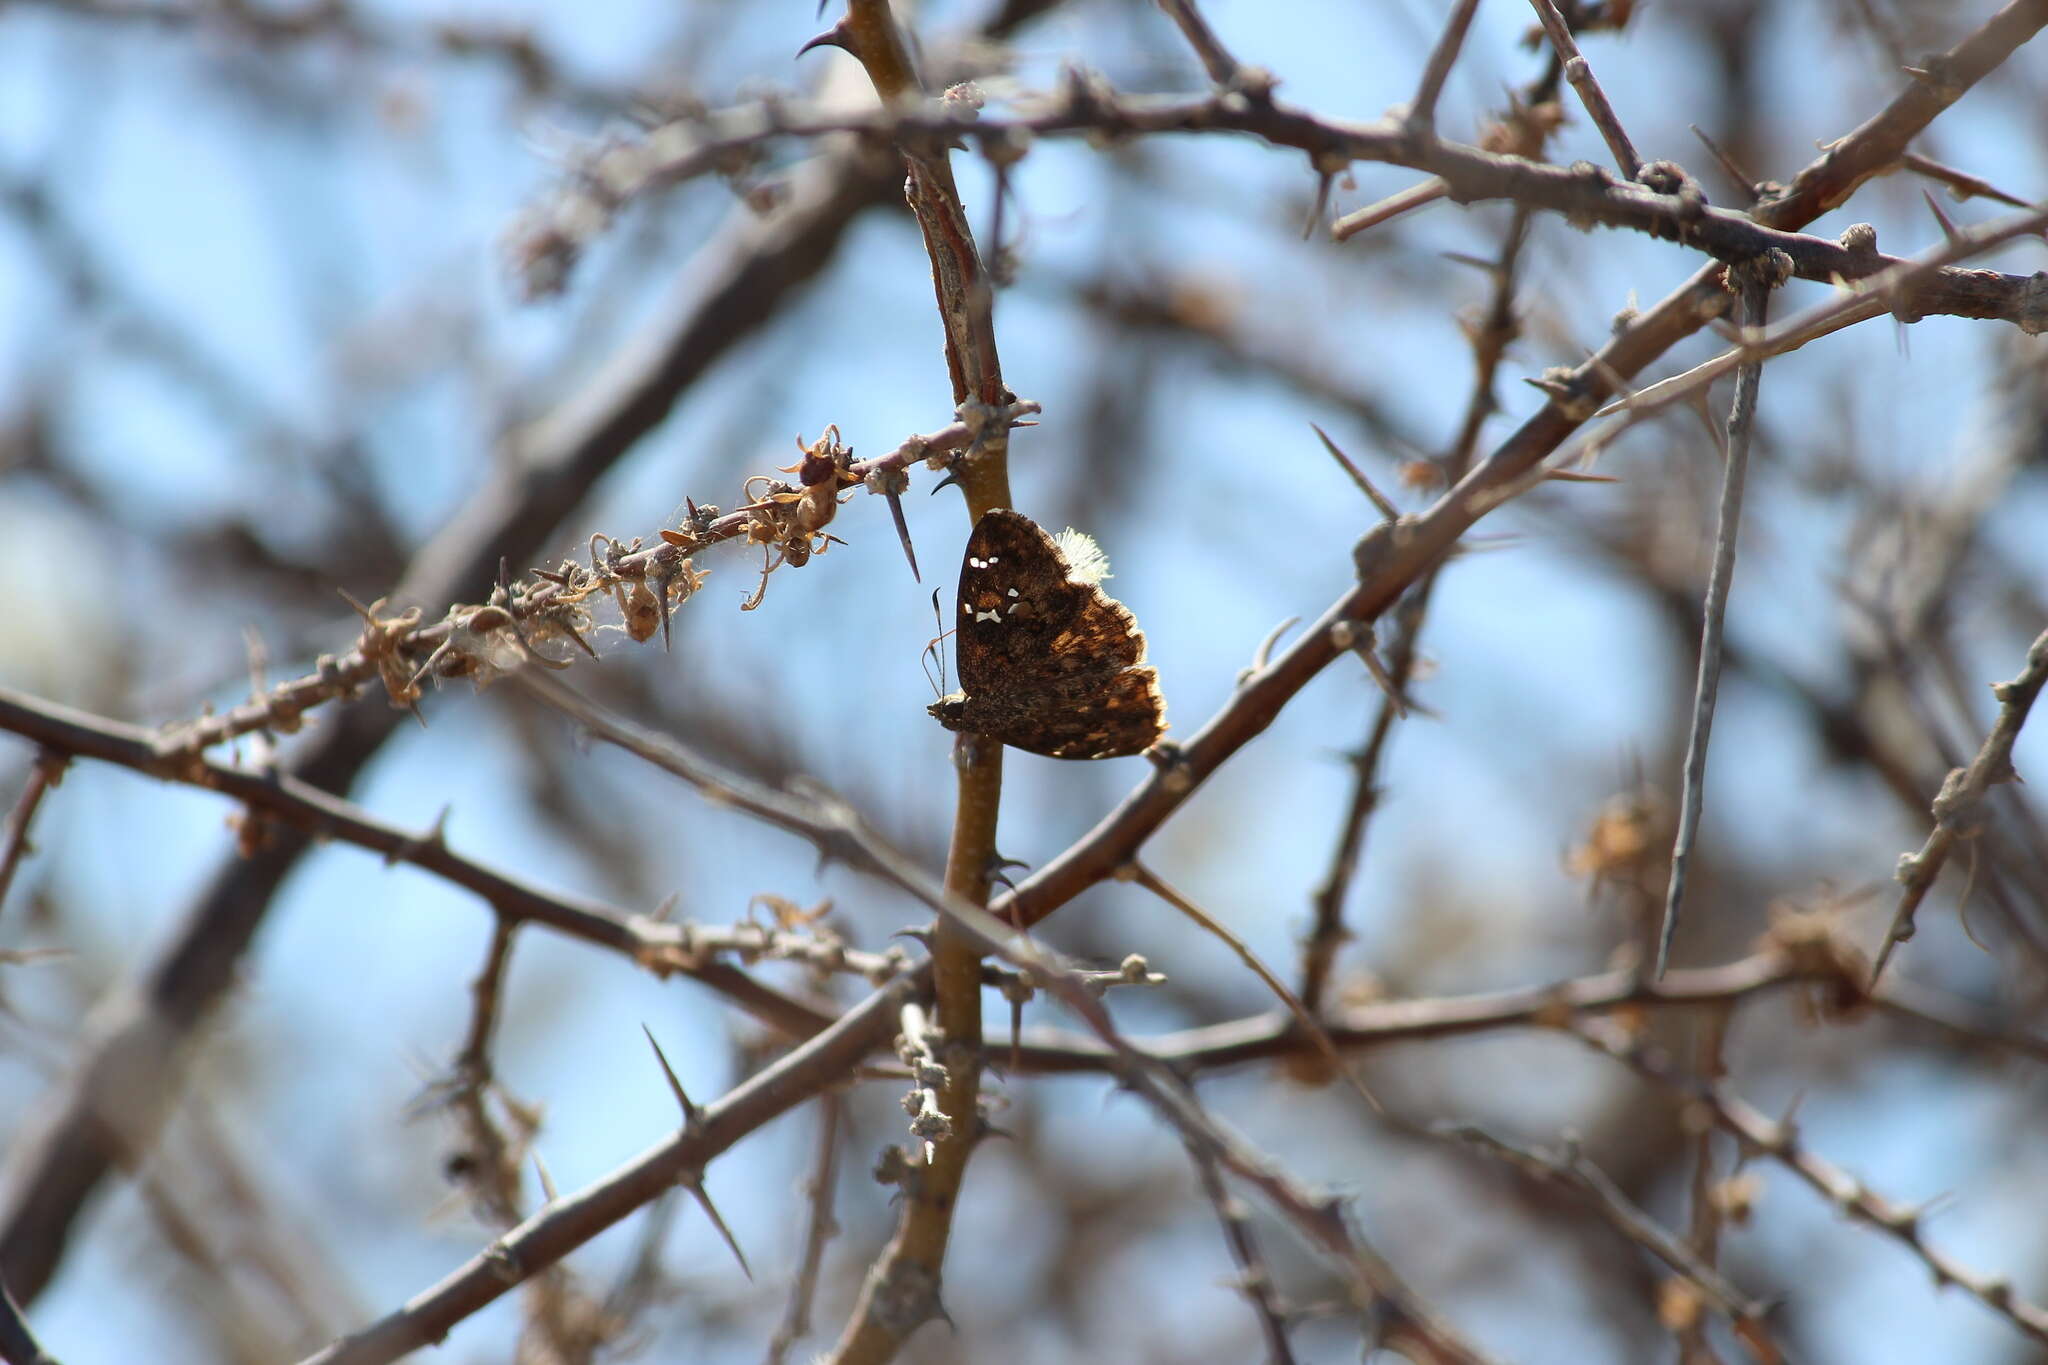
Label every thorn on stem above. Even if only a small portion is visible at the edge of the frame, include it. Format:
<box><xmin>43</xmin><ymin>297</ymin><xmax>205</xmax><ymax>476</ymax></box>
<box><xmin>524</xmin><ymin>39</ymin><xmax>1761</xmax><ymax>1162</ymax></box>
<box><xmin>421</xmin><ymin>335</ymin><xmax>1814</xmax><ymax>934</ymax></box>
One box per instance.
<box><xmin>1309</xmin><ymin>423</ymin><xmax>1399</xmax><ymax>522</ymax></box>
<box><xmin>795</xmin><ymin>18</ymin><xmax>856</xmax><ymax>60</ymax></box>
<box><xmin>642</xmin><ymin>1024</ymin><xmax>701</xmax><ymax>1128</ymax></box>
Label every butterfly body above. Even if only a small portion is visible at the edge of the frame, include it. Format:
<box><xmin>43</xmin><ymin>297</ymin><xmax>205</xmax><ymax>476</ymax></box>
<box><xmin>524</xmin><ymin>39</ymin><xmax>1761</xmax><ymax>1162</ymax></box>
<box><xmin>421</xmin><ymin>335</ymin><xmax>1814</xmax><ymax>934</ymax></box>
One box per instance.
<box><xmin>929</xmin><ymin>509</ymin><xmax>1166</xmax><ymax>760</ymax></box>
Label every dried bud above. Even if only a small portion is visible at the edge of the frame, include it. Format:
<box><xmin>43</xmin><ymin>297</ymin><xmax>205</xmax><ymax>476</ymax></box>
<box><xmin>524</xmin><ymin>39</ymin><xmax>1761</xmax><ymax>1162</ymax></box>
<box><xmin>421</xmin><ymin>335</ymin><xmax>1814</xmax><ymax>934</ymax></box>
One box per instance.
<box><xmin>623</xmin><ymin>580</ymin><xmax>662</xmax><ymax>642</ymax></box>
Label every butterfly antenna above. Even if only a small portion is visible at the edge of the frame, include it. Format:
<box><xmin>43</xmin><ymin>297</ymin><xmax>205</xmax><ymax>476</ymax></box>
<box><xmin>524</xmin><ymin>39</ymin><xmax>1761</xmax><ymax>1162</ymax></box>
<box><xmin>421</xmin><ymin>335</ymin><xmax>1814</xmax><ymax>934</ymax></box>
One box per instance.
<box><xmin>919</xmin><ymin>587</ymin><xmax>953</xmax><ymax>699</ymax></box>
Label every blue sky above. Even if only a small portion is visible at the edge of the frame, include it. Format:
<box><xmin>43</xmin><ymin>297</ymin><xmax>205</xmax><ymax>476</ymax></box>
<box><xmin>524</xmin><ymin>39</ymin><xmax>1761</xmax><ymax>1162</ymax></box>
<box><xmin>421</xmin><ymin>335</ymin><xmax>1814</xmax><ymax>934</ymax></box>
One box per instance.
<box><xmin>2</xmin><ymin>2</ymin><xmax>2046</xmax><ymax>1361</ymax></box>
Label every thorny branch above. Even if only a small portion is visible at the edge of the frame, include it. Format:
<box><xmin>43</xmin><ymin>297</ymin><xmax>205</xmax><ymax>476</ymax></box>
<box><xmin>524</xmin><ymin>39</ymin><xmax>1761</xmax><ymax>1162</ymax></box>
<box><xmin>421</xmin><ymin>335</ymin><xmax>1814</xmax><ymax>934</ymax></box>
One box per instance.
<box><xmin>1575</xmin><ymin>203</ymin><xmax>2048</xmax><ymax>460</ymax></box>
<box><xmin>15</xmin><ymin>660</ymin><xmax>2048</xmax><ymax>1361</ymax></box>
<box><xmin>320</xmin><ymin>653</ymin><xmax>2048</xmax><ymax>1361</ymax></box>
<box><xmin>4</xmin><ymin>1</ymin><xmax>2047</xmax><ymax>1360</ymax></box>
<box><xmin>148</xmin><ymin>407</ymin><xmax>1034</xmax><ymax>760</ymax></box>
<box><xmin>1575</xmin><ymin>1014</ymin><xmax>2048</xmax><ymax>1347</ymax></box>
<box><xmin>798</xmin><ymin>4</ymin><xmax>1019</xmax><ymax>1362</ymax></box>
<box><xmin>364</xmin><ymin>675</ymin><xmax>1503</xmax><ymax>1365</ymax></box>
<box><xmin>1183</xmin><ymin>1089</ymin><xmax>1300</xmax><ymax>1365</ymax></box>
<box><xmin>511</xmin><ymin>80</ymin><xmax>2048</xmax><ymax>331</ymax></box>
<box><xmin>1438</xmin><ymin>1124</ymin><xmax>1779</xmax><ymax>1360</ymax></box>
<box><xmin>0</xmin><ymin>683</ymin><xmax>843</xmax><ymax>1040</ymax></box>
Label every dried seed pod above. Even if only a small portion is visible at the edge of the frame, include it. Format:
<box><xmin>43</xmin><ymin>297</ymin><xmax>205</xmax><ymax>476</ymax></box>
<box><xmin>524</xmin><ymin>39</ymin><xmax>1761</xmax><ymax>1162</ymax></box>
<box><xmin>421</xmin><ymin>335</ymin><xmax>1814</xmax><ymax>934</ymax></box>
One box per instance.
<box><xmin>623</xmin><ymin>580</ymin><xmax>662</xmax><ymax>642</ymax></box>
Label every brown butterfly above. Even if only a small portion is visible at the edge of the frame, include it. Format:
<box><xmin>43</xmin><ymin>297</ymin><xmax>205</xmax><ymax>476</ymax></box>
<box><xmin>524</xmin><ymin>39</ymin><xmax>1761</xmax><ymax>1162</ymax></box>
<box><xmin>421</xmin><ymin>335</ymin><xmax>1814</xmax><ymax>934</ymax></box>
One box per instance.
<box><xmin>928</xmin><ymin>509</ymin><xmax>1167</xmax><ymax>759</ymax></box>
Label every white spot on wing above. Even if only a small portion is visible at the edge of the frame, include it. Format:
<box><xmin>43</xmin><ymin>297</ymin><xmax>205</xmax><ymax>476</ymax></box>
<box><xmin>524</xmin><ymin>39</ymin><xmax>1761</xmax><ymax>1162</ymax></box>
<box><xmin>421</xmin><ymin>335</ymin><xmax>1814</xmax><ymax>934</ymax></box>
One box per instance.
<box><xmin>973</xmin><ymin>608</ymin><xmax>1003</xmax><ymax>624</ymax></box>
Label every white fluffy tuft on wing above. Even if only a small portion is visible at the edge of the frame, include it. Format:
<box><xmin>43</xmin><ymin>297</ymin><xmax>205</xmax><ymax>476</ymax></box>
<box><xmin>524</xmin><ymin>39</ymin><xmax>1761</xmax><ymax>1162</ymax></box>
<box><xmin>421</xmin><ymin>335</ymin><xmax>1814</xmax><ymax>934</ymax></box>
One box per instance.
<box><xmin>1053</xmin><ymin>527</ymin><xmax>1111</xmax><ymax>586</ymax></box>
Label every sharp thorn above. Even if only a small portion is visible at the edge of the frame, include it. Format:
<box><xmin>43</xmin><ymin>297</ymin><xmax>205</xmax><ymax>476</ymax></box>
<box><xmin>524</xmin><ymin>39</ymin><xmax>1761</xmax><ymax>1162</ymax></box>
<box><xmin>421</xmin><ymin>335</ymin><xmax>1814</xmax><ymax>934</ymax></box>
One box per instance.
<box><xmin>796</xmin><ymin>19</ymin><xmax>856</xmax><ymax>59</ymax></box>
<box><xmin>642</xmin><ymin>1024</ymin><xmax>699</xmax><ymax>1127</ymax></box>
<box><xmin>887</xmin><ymin>486</ymin><xmax>921</xmax><ymax>582</ymax></box>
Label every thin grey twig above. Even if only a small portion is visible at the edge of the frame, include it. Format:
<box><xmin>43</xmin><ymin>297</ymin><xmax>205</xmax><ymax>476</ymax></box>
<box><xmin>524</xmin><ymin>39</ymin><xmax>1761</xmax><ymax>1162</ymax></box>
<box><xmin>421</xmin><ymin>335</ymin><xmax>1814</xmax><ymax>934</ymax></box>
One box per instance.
<box><xmin>439</xmin><ymin>918</ymin><xmax>525</xmax><ymax>1228</ymax></box>
<box><xmin>1407</xmin><ymin>0</ymin><xmax>1483</xmax><ymax>133</ymax></box>
<box><xmin>1871</xmin><ymin>626</ymin><xmax>2048</xmax><ymax>984</ymax></box>
<box><xmin>1525</xmin><ymin>0</ymin><xmax>1641</xmax><ymax>178</ymax></box>
<box><xmin>1155</xmin><ymin>0</ymin><xmax>1256</xmax><ymax>92</ymax></box>
<box><xmin>1658</xmin><ymin>262</ymin><xmax>1779</xmax><ymax>976</ymax></box>
<box><xmin>1015</xmin><ymin>942</ymin><xmax>2048</xmax><ymax>1075</ymax></box>
<box><xmin>0</xmin><ymin>683</ymin><xmax>836</xmax><ymax>1041</ymax></box>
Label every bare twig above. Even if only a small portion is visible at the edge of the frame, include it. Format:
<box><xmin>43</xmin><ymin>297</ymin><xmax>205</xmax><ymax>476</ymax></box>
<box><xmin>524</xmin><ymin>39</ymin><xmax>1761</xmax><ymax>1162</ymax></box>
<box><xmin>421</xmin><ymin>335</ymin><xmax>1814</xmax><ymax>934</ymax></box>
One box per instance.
<box><xmin>1576</xmin><ymin>1014</ymin><xmax>2048</xmax><ymax>1348</ymax></box>
<box><xmin>1183</xmin><ymin>1105</ymin><xmax>1298</xmax><ymax>1364</ymax></box>
<box><xmin>1581</xmin><ymin>202</ymin><xmax>2048</xmax><ymax>453</ymax></box>
<box><xmin>1004</xmin><ymin>945</ymin><xmax>2048</xmax><ymax>1074</ymax></box>
<box><xmin>1126</xmin><ymin>862</ymin><xmax>1379</xmax><ymax>1109</ymax></box>
<box><xmin>807</xmin><ymin>4</ymin><xmax>1016</xmax><ymax>1360</ymax></box>
<box><xmin>0</xmin><ymin>684</ymin><xmax>835</xmax><ymax>1040</ymax></box>
<box><xmin>1898</xmin><ymin>150</ymin><xmax>2035</xmax><ymax>209</ymax></box>
<box><xmin>512</xmin><ymin>91</ymin><xmax>2047</xmax><ymax>328</ymax></box>
<box><xmin>437</xmin><ymin>919</ymin><xmax>526</xmax><ymax>1227</ymax></box>
<box><xmin>1657</xmin><ymin>258</ymin><xmax>1783</xmax><ymax>976</ymax></box>
<box><xmin>0</xmin><ymin>752</ymin><xmax>65</xmax><ymax>921</ymax></box>
<box><xmin>764</xmin><ymin>1094</ymin><xmax>845</xmax><ymax>1365</ymax></box>
<box><xmin>1407</xmin><ymin>0</ymin><xmax>1484</xmax><ymax>133</ymax></box>
<box><xmin>1525</xmin><ymin>0</ymin><xmax>1641</xmax><ymax>178</ymax></box>
<box><xmin>1437</xmin><ymin>1124</ymin><xmax>1779</xmax><ymax>1359</ymax></box>
<box><xmin>1872</xmin><ymin>626</ymin><xmax>2048</xmax><ymax>983</ymax></box>
<box><xmin>1155</xmin><ymin>0</ymin><xmax>1258</xmax><ymax>93</ymax></box>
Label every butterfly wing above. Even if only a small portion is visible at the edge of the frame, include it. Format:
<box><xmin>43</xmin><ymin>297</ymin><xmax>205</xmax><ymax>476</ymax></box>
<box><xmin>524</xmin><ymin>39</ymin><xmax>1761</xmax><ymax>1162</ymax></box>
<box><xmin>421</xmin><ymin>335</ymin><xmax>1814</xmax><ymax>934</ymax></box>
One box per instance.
<box><xmin>953</xmin><ymin>512</ymin><xmax>1101</xmax><ymax>688</ymax></box>
<box><xmin>944</xmin><ymin>509</ymin><xmax>1166</xmax><ymax>759</ymax></box>
<box><xmin>1017</xmin><ymin>664</ymin><xmax>1167</xmax><ymax>759</ymax></box>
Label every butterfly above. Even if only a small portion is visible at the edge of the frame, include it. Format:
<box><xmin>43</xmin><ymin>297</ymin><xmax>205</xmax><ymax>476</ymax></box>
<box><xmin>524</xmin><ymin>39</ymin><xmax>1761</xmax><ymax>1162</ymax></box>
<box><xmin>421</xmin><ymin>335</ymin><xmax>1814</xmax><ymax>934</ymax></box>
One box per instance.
<box><xmin>928</xmin><ymin>509</ymin><xmax>1167</xmax><ymax>759</ymax></box>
